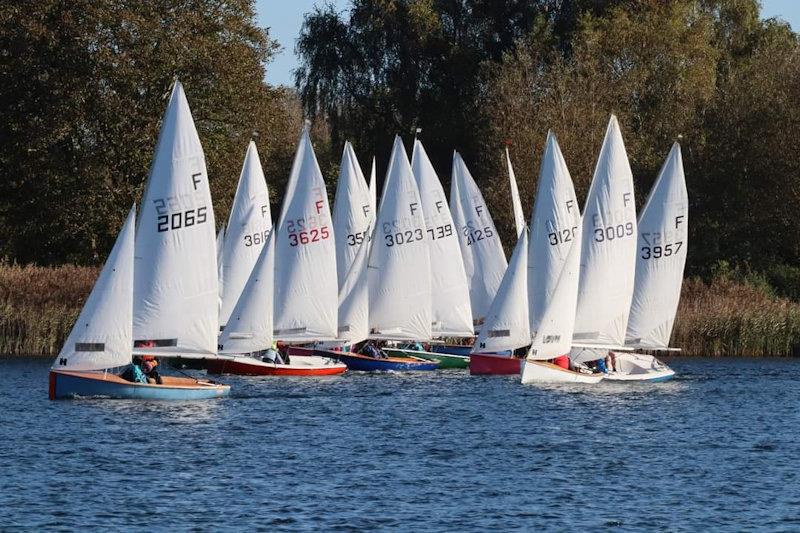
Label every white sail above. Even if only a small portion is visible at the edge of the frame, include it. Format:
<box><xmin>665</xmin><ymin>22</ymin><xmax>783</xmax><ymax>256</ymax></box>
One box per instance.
<box><xmin>332</xmin><ymin>141</ymin><xmax>373</xmax><ymax>289</ymax></box>
<box><xmin>573</xmin><ymin>115</ymin><xmax>638</xmax><ymax>347</ymax></box>
<box><xmin>506</xmin><ymin>147</ymin><xmax>526</xmax><ymax>237</ymax></box>
<box><xmin>218</xmin><ymin>230</ymin><xmax>275</xmax><ymax>354</ymax></box>
<box><xmin>54</xmin><ymin>207</ymin><xmax>136</xmax><ymax>371</ymax></box>
<box><xmin>626</xmin><ymin>143</ymin><xmax>688</xmax><ymax>349</ymax></box>
<box><xmin>411</xmin><ymin>140</ymin><xmax>473</xmax><ymax>337</ymax></box>
<box><xmin>216</xmin><ymin>224</ymin><xmax>225</xmax><ymax>304</ymax></box>
<box><xmin>450</xmin><ymin>152</ymin><xmax>508</xmax><ymax>328</ymax></box>
<box><xmin>368</xmin><ymin>135</ymin><xmax>432</xmax><ymax>340</ymax></box>
<box><xmin>472</xmin><ymin>229</ymin><xmax>530</xmax><ymax>354</ymax></box>
<box><xmin>133</xmin><ymin>81</ymin><xmax>218</xmax><ymax>356</ymax></box>
<box><xmin>272</xmin><ymin>128</ymin><xmax>338</xmax><ymax>341</ymax></box>
<box><xmin>219</xmin><ymin>141</ymin><xmax>272</xmax><ymax>328</ymax></box>
<box><xmin>528</xmin><ymin>132</ymin><xmax>582</xmax><ymax>335</ymax></box>
<box><xmin>369</xmin><ymin>156</ymin><xmax>377</xmax><ymax>221</ymax></box>
<box><xmin>337</xmin><ymin>236</ymin><xmax>370</xmax><ymax>344</ymax></box>
<box><xmin>527</xmin><ymin>222</ymin><xmax>582</xmax><ymax>360</ymax></box>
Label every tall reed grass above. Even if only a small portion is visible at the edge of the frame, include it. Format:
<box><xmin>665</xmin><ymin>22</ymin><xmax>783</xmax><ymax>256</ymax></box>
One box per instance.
<box><xmin>2</xmin><ymin>265</ymin><xmax>800</xmax><ymax>357</ymax></box>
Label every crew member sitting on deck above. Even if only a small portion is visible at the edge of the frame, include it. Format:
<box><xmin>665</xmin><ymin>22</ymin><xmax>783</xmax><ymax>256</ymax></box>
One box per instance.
<box><xmin>363</xmin><ymin>342</ymin><xmax>386</xmax><ymax>359</ymax></box>
<box><xmin>262</xmin><ymin>346</ymin><xmax>284</xmax><ymax>365</ymax></box>
<box><xmin>141</xmin><ymin>355</ymin><xmax>162</xmax><ymax>384</ymax></box>
<box><xmin>605</xmin><ymin>351</ymin><xmax>617</xmax><ymax>373</ymax></box>
<box><xmin>121</xmin><ymin>356</ymin><xmax>148</xmax><ymax>383</ymax></box>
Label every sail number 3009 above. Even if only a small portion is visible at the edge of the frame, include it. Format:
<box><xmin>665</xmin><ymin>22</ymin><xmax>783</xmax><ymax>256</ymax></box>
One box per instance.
<box><xmin>594</xmin><ymin>222</ymin><xmax>634</xmax><ymax>242</ymax></box>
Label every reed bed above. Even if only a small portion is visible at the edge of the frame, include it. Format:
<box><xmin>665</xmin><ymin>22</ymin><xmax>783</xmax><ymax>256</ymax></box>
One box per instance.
<box><xmin>2</xmin><ymin>264</ymin><xmax>800</xmax><ymax>357</ymax></box>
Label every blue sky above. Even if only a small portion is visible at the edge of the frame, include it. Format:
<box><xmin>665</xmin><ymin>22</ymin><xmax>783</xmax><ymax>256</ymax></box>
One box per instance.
<box><xmin>257</xmin><ymin>0</ymin><xmax>800</xmax><ymax>87</ymax></box>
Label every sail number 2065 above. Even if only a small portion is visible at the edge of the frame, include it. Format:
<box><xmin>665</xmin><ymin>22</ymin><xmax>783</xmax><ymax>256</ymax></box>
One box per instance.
<box><xmin>156</xmin><ymin>205</ymin><xmax>208</xmax><ymax>233</ymax></box>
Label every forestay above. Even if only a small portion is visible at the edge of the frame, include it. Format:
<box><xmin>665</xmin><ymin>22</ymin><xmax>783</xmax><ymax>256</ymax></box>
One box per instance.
<box><xmin>450</xmin><ymin>152</ymin><xmax>508</xmax><ymax>328</ymax></box>
<box><xmin>273</xmin><ymin>128</ymin><xmax>338</xmax><ymax>341</ymax></box>
<box><xmin>527</xmin><ymin>221</ymin><xmax>582</xmax><ymax>360</ymax></box>
<box><xmin>528</xmin><ymin>132</ymin><xmax>582</xmax><ymax>336</ymax></box>
<box><xmin>573</xmin><ymin>115</ymin><xmax>638</xmax><ymax>348</ymax></box>
<box><xmin>337</xmin><ymin>235</ymin><xmax>370</xmax><ymax>344</ymax></box>
<box><xmin>472</xmin><ymin>229</ymin><xmax>530</xmax><ymax>354</ymax></box>
<box><xmin>369</xmin><ymin>156</ymin><xmax>377</xmax><ymax>223</ymax></box>
<box><xmin>506</xmin><ymin>147</ymin><xmax>526</xmax><ymax>238</ymax></box>
<box><xmin>133</xmin><ymin>81</ymin><xmax>219</xmax><ymax>356</ymax></box>
<box><xmin>53</xmin><ymin>207</ymin><xmax>135</xmax><ymax>371</ymax></box>
<box><xmin>368</xmin><ymin>135</ymin><xmax>432</xmax><ymax>340</ymax></box>
<box><xmin>218</xmin><ymin>229</ymin><xmax>275</xmax><ymax>354</ymax></box>
<box><xmin>219</xmin><ymin>141</ymin><xmax>272</xmax><ymax>328</ymax></box>
<box><xmin>626</xmin><ymin>143</ymin><xmax>688</xmax><ymax>349</ymax></box>
<box><xmin>216</xmin><ymin>224</ymin><xmax>225</xmax><ymax>303</ymax></box>
<box><xmin>411</xmin><ymin>140</ymin><xmax>473</xmax><ymax>337</ymax></box>
<box><xmin>332</xmin><ymin>141</ymin><xmax>373</xmax><ymax>290</ymax></box>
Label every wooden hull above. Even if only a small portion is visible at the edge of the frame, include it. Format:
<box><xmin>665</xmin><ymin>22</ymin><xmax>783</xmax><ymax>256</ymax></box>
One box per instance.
<box><xmin>469</xmin><ymin>353</ymin><xmax>521</xmax><ymax>375</ymax></box>
<box><xmin>49</xmin><ymin>370</ymin><xmax>230</xmax><ymax>400</ymax></box>
<box><xmin>206</xmin><ymin>355</ymin><xmax>346</xmax><ymax>376</ymax></box>
<box><xmin>289</xmin><ymin>346</ymin><xmax>439</xmax><ymax>372</ymax></box>
<box><xmin>520</xmin><ymin>360</ymin><xmax>604</xmax><ymax>384</ymax></box>
<box><xmin>384</xmin><ymin>348</ymin><xmax>469</xmax><ymax>369</ymax></box>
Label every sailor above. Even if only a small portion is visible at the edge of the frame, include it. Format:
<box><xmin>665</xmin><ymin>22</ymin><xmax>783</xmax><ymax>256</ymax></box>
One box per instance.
<box><xmin>141</xmin><ymin>355</ymin><xmax>162</xmax><ymax>384</ymax></box>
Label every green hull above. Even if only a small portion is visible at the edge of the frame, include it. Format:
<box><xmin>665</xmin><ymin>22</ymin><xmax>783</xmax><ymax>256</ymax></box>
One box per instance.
<box><xmin>384</xmin><ymin>348</ymin><xmax>469</xmax><ymax>369</ymax></box>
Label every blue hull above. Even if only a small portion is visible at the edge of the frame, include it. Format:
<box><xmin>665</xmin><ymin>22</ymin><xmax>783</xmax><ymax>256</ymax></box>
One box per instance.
<box><xmin>335</xmin><ymin>353</ymin><xmax>438</xmax><ymax>372</ymax></box>
<box><xmin>50</xmin><ymin>371</ymin><xmax>230</xmax><ymax>400</ymax></box>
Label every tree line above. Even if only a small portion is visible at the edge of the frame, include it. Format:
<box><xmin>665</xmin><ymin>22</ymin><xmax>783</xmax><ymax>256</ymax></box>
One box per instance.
<box><xmin>2</xmin><ymin>0</ymin><xmax>800</xmax><ymax>301</ymax></box>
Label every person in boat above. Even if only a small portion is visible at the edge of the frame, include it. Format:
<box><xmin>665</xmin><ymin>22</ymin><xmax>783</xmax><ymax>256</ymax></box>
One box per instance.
<box><xmin>605</xmin><ymin>351</ymin><xmax>617</xmax><ymax>373</ymax></box>
<box><xmin>363</xmin><ymin>341</ymin><xmax>386</xmax><ymax>359</ymax></box>
<box><xmin>261</xmin><ymin>346</ymin><xmax>284</xmax><ymax>365</ymax></box>
<box><xmin>411</xmin><ymin>341</ymin><xmax>424</xmax><ymax>352</ymax></box>
<box><xmin>120</xmin><ymin>356</ymin><xmax>148</xmax><ymax>383</ymax></box>
<box><xmin>141</xmin><ymin>355</ymin><xmax>162</xmax><ymax>384</ymax></box>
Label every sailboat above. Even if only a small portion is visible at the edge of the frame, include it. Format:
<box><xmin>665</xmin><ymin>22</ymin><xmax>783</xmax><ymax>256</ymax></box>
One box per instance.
<box><xmin>210</xmin><ymin>128</ymin><xmax>346</xmax><ymax>376</ymax></box>
<box><xmin>450</xmin><ymin>152</ymin><xmax>508</xmax><ymax>330</ymax></box>
<box><xmin>519</xmin><ymin>131</ymin><xmax>602</xmax><ymax>383</ymax></box>
<box><xmin>469</xmin><ymin>229</ymin><xmax>530</xmax><ymax>375</ymax></box>
<box><xmin>383</xmin><ymin>140</ymin><xmax>473</xmax><ymax>368</ymax></box>
<box><xmin>568</xmin><ymin>115</ymin><xmax>639</xmax><ymax>373</ymax></box>
<box><xmin>330</xmin><ymin>135</ymin><xmax>438</xmax><ymax>371</ymax></box>
<box><xmin>50</xmin><ymin>206</ymin><xmax>229</xmax><ymax>399</ymax></box>
<box><xmin>506</xmin><ymin>146</ymin><xmax>526</xmax><ymax>238</ymax></box>
<box><xmin>608</xmin><ymin>143</ymin><xmax>687</xmax><ymax>381</ymax></box>
<box><xmin>219</xmin><ymin>141</ymin><xmax>272</xmax><ymax>330</ymax></box>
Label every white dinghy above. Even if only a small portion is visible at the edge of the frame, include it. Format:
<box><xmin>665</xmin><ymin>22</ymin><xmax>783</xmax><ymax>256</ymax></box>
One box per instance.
<box><xmin>609</xmin><ymin>142</ymin><xmax>688</xmax><ymax>382</ymax></box>
<box><xmin>569</xmin><ymin>115</ymin><xmax>639</xmax><ymax>373</ymax></box>
<box><xmin>521</xmin><ymin>132</ymin><xmax>601</xmax><ymax>383</ymax></box>
<box><xmin>213</xmin><ymin>128</ymin><xmax>346</xmax><ymax>376</ymax></box>
<box><xmin>219</xmin><ymin>141</ymin><xmax>272</xmax><ymax>330</ymax></box>
<box><xmin>50</xmin><ymin>205</ymin><xmax>229</xmax><ymax>400</ymax></box>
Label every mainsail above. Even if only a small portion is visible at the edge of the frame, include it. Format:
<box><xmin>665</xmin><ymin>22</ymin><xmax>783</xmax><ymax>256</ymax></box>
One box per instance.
<box><xmin>368</xmin><ymin>135</ymin><xmax>432</xmax><ymax>340</ymax></box>
<box><xmin>332</xmin><ymin>141</ymin><xmax>373</xmax><ymax>289</ymax></box>
<box><xmin>133</xmin><ymin>81</ymin><xmax>218</xmax><ymax>356</ymax></box>
<box><xmin>411</xmin><ymin>140</ymin><xmax>473</xmax><ymax>337</ymax></box>
<box><xmin>218</xmin><ymin>230</ymin><xmax>276</xmax><ymax>354</ymax></box>
<box><xmin>506</xmin><ymin>147</ymin><xmax>526</xmax><ymax>238</ymax></box>
<box><xmin>54</xmin><ymin>207</ymin><xmax>135</xmax><ymax>371</ymax></box>
<box><xmin>528</xmin><ymin>132</ymin><xmax>582</xmax><ymax>336</ymax></box>
<box><xmin>450</xmin><ymin>152</ymin><xmax>507</xmax><ymax>328</ymax></box>
<box><xmin>626</xmin><ymin>143</ymin><xmax>688</xmax><ymax>349</ymax></box>
<box><xmin>572</xmin><ymin>115</ymin><xmax>638</xmax><ymax>348</ymax></box>
<box><xmin>472</xmin><ymin>229</ymin><xmax>530</xmax><ymax>354</ymax></box>
<box><xmin>272</xmin><ymin>128</ymin><xmax>338</xmax><ymax>341</ymax></box>
<box><xmin>219</xmin><ymin>141</ymin><xmax>272</xmax><ymax>328</ymax></box>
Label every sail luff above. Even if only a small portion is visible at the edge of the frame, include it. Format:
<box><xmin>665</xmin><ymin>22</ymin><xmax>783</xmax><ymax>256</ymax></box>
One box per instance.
<box><xmin>506</xmin><ymin>147</ymin><xmax>526</xmax><ymax>238</ymax></box>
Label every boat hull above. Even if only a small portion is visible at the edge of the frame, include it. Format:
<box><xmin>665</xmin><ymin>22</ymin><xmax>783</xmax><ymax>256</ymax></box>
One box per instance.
<box><xmin>206</xmin><ymin>355</ymin><xmax>346</xmax><ymax>376</ymax></box>
<box><xmin>384</xmin><ymin>348</ymin><xmax>469</xmax><ymax>369</ymax></box>
<box><xmin>604</xmin><ymin>353</ymin><xmax>675</xmax><ymax>382</ymax></box>
<box><xmin>469</xmin><ymin>353</ymin><xmax>521</xmax><ymax>375</ymax></box>
<box><xmin>49</xmin><ymin>370</ymin><xmax>230</xmax><ymax>400</ymax></box>
<box><xmin>289</xmin><ymin>347</ymin><xmax>438</xmax><ymax>371</ymax></box>
<box><xmin>520</xmin><ymin>360</ymin><xmax>604</xmax><ymax>384</ymax></box>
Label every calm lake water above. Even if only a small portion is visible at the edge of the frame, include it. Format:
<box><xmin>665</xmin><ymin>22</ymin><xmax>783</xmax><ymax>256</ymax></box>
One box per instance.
<box><xmin>1</xmin><ymin>357</ymin><xmax>799</xmax><ymax>531</ymax></box>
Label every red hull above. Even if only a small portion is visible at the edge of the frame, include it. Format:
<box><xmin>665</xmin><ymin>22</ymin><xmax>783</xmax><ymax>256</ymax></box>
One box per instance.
<box><xmin>206</xmin><ymin>357</ymin><xmax>346</xmax><ymax>376</ymax></box>
<box><xmin>469</xmin><ymin>354</ymin><xmax>522</xmax><ymax>375</ymax></box>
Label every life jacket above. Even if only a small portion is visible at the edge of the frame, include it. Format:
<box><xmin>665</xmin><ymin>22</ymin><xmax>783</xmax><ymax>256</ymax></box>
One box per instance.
<box><xmin>131</xmin><ymin>364</ymin><xmax>147</xmax><ymax>383</ymax></box>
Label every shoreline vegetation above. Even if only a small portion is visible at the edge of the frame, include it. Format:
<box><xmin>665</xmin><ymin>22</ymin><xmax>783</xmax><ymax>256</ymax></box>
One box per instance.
<box><xmin>2</xmin><ymin>264</ymin><xmax>799</xmax><ymax>358</ymax></box>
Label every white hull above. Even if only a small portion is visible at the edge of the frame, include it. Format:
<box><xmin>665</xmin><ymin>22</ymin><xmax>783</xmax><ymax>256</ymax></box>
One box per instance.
<box><xmin>605</xmin><ymin>353</ymin><xmax>675</xmax><ymax>382</ymax></box>
<box><xmin>520</xmin><ymin>360</ymin><xmax>604</xmax><ymax>384</ymax></box>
